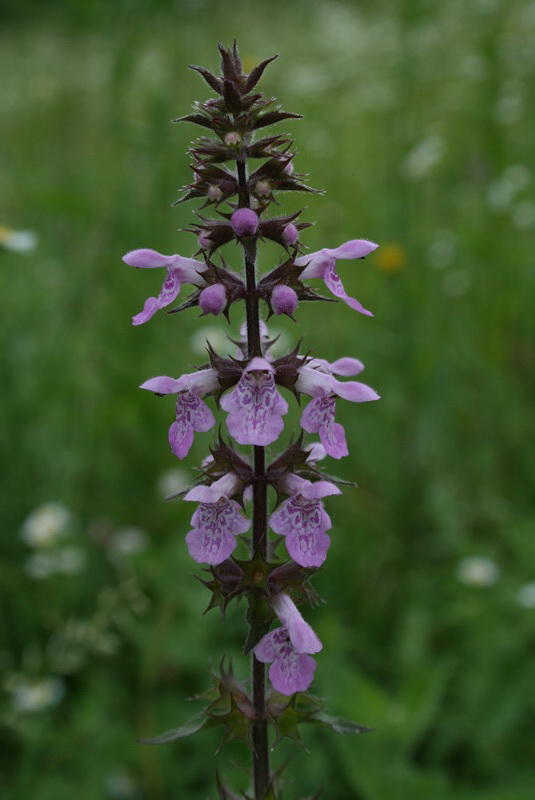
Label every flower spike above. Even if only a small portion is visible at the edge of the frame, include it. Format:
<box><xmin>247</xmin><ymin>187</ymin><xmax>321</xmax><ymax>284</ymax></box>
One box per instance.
<box><xmin>125</xmin><ymin>43</ymin><xmax>379</xmax><ymax>796</ymax></box>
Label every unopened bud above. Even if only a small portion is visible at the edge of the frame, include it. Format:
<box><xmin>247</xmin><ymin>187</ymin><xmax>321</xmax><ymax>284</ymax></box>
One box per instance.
<box><xmin>224</xmin><ymin>132</ymin><xmax>241</xmax><ymax>146</ymax></box>
<box><xmin>198</xmin><ymin>231</ymin><xmax>212</xmax><ymax>250</ymax></box>
<box><xmin>282</xmin><ymin>223</ymin><xmax>299</xmax><ymax>246</ymax></box>
<box><xmin>207</xmin><ymin>184</ymin><xmax>223</xmax><ymax>201</ymax></box>
<box><xmin>231</xmin><ymin>208</ymin><xmax>259</xmax><ymax>237</ymax></box>
<box><xmin>199</xmin><ymin>284</ymin><xmax>227</xmax><ymax>315</ymax></box>
<box><xmin>283</xmin><ymin>160</ymin><xmax>294</xmax><ymax>176</ymax></box>
<box><xmin>255</xmin><ymin>180</ymin><xmax>271</xmax><ymax>197</ymax></box>
<box><xmin>271</xmin><ymin>285</ymin><xmax>298</xmax><ymax>316</ymax></box>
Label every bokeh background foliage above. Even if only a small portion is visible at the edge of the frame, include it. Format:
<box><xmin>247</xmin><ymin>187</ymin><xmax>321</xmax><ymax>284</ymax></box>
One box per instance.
<box><xmin>1</xmin><ymin>0</ymin><xmax>535</xmax><ymax>797</ymax></box>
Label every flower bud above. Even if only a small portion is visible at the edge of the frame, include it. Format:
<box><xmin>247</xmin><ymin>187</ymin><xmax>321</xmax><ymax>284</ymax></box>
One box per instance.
<box><xmin>207</xmin><ymin>184</ymin><xmax>223</xmax><ymax>201</ymax></box>
<box><xmin>282</xmin><ymin>223</ymin><xmax>299</xmax><ymax>246</ymax></box>
<box><xmin>271</xmin><ymin>284</ymin><xmax>298</xmax><ymax>316</ymax></box>
<box><xmin>231</xmin><ymin>208</ymin><xmax>259</xmax><ymax>237</ymax></box>
<box><xmin>199</xmin><ymin>284</ymin><xmax>227</xmax><ymax>315</ymax></box>
<box><xmin>254</xmin><ymin>180</ymin><xmax>271</xmax><ymax>197</ymax></box>
<box><xmin>198</xmin><ymin>230</ymin><xmax>212</xmax><ymax>250</ymax></box>
<box><xmin>283</xmin><ymin>160</ymin><xmax>294</xmax><ymax>176</ymax></box>
<box><xmin>224</xmin><ymin>132</ymin><xmax>241</xmax><ymax>146</ymax></box>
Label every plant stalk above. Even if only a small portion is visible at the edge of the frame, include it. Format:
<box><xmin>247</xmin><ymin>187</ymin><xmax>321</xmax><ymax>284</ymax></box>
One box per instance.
<box><xmin>237</xmin><ymin>155</ymin><xmax>270</xmax><ymax>799</ymax></box>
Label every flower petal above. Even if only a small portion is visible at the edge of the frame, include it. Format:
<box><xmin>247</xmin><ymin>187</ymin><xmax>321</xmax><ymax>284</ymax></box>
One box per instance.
<box><xmin>253</xmin><ymin>628</ymin><xmax>285</xmax><ymax>663</ymax></box>
<box><xmin>270</xmin><ymin>494</ymin><xmax>332</xmax><ymax>539</ymax></box>
<box><xmin>169</xmin><ymin>393</ymin><xmax>214</xmax><ymax>459</ymax></box>
<box><xmin>191</xmin><ymin>398</ymin><xmax>216</xmax><ymax>432</ymax></box>
<box><xmin>300</xmin><ymin>394</ymin><xmax>335</xmax><ymax>434</ymax></box>
<box><xmin>283</xmin><ymin>609</ymin><xmax>323</xmax><ymax>654</ymax></box>
<box><xmin>168</xmin><ymin>419</ymin><xmax>194</xmax><ymax>460</ymax></box>
<box><xmin>319</xmin><ymin>420</ymin><xmax>349</xmax><ymax>460</ymax></box>
<box><xmin>322</xmin><ymin>239</ymin><xmax>378</xmax><ymax>260</ymax></box>
<box><xmin>300</xmin><ymin>481</ymin><xmax>341</xmax><ymax>500</ymax></box>
<box><xmin>132</xmin><ymin>268</ymin><xmax>182</xmax><ymax>325</ymax></box>
<box><xmin>333</xmin><ymin>379</ymin><xmax>380</xmax><ymax>402</ymax></box>
<box><xmin>184</xmin><ymin>485</ymin><xmax>222</xmax><ymax>503</ymax></box>
<box><xmin>295</xmin><ymin>366</ymin><xmax>333</xmax><ymax>398</ymax></box>
<box><xmin>323</xmin><ymin>259</ymin><xmax>373</xmax><ymax>316</ymax></box>
<box><xmin>327</xmin><ymin>357</ymin><xmax>364</xmax><ymax>376</ymax></box>
<box><xmin>185</xmin><ymin>526</ymin><xmax>238</xmax><ymax>565</ymax></box>
<box><xmin>140</xmin><ymin>375</ymin><xmax>184</xmax><ymax>394</ymax></box>
<box><xmin>269</xmin><ymin>652</ymin><xmax>317</xmax><ymax>695</ymax></box>
<box><xmin>222</xmin><ymin>370</ymin><xmax>287</xmax><ymax>446</ymax></box>
<box><xmin>185</xmin><ymin>498</ymin><xmax>250</xmax><ymax>565</ymax></box>
<box><xmin>123</xmin><ymin>248</ymin><xmax>177</xmax><ymax>268</ymax></box>
<box><xmin>286</xmin><ymin>528</ymin><xmax>331</xmax><ymax>568</ymax></box>
<box><xmin>191</xmin><ymin>499</ymin><xmax>251</xmax><ymax>537</ymax></box>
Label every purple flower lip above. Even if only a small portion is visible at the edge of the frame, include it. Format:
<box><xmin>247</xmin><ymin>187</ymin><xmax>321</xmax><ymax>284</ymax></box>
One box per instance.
<box><xmin>270</xmin><ymin>477</ymin><xmax>340</xmax><ymax>567</ymax></box>
<box><xmin>184</xmin><ymin>472</ymin><xmax>250</xmax><ymax>565</ymax></box>
<box><xmin>296</xmin><ymin>364</ymin><xmax>379</xmax><ymax>459</ymax></box>
<box><xmin>140</xmin><ymin>369</ymin><xmax>218</xmax><ymax>459</ymax></box>
<box><xmin>295</xmin><ymin>239</ymin><xmax>378</xmax><ymax>316</ymax></box>
<box><xmin>123</xmin><ymin>248</ymin><xmax>209</xmax><ymax>325</ymax></box>
<box><xmin>221</xmin><ymin>359</ymin><xmax>288</xmax><ymax>446</ymax></box>
<box><xmin>231</xmin><ymin>208</ymin><xmax>259</xmax><ymax>237</ymax></box>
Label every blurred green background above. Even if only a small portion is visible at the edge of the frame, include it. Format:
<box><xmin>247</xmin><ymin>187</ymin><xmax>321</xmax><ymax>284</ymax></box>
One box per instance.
<box><xmin>2</xmin><ymin>0</ymin><xmax>535</xmax><ymax>797</ymax></box>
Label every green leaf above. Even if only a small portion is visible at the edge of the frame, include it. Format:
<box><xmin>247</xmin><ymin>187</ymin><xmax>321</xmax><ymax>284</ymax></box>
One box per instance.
<box><xmin>269</xmin><ymin>694</ymin><xmax>316</xmax><ymax>747</ymax></box>
<box><xmin>138</xmin><ymin>712</ymin><xmax>214</xmax><ymax>745</ymax></box>
<box><xmin>310</xmin><ymin>712</ymin><xmax>373</xmax><ymax>735</ymax></box>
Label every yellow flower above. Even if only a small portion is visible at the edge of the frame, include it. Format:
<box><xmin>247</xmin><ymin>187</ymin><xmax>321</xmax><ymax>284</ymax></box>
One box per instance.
<box><xmin>375</xmin><ymin>243</ymin><xmax>407</xmax><ymax>274</ymax></box>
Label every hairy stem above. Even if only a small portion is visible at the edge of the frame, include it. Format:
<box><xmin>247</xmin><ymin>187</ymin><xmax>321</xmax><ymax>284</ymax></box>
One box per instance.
<box><xmin>237</xmin><ymin>155</ymin><xmax>270</xmax><ymax>799</ymax></box>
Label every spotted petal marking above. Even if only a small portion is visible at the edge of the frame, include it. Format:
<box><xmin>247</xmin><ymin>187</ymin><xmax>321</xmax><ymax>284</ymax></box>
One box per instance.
<box><xmin>185</xmin><ymin>498</ymin><xmax>250</xmax><ymax>565</ymax></box>
<box><xmin>323</xmin><ymin>259</ymin><xmax>372</xmax><ymax>316</ymax></box>
<box><xmin>300</xmin><ymin>393</ymin><xmax>349</xmax><ymax>460</ymax></box>
<box><xmin>222</xmin><ymin>370</ymin><xmax>288</xmax><ymax>446</ymax></box>
<box><xmin>168</xmin><ymin>391</ymin><xmax>215</xmax><ymax>460</ymax></box>
<box><xmin>254</xmin><ymin>627</ymin><xmax>317</xmax><ymax>695</ymax></box>
<box><xmin>270</xmin><ymin>494</ymin><xmax>332</xmax><ymax>567</ymax></box>
<box><xmin>133</xmin><ymin>268</ymin><xmax>182</xmax><ymax>325</ymax></box>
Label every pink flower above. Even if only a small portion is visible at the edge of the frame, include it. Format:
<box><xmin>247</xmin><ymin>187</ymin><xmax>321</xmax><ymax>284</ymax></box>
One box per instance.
<box><xmin>123</xmin><ymin>248</ymin><xmax>209</xmax><ymax>325</ymax></box>
<box><xmin>140</xmin><ymin>369</ymin><xmax>218</xmax><ymax>459</ymax></box>
<box><xmin>184</xmin><ymin>473</ymin><xmax>251</xmax><ymax>565</ymax></box>
<box><xmin>270</xmin><ymin>474</ymin><xmax>341</xmax><ymax>567</ymax></box>
<box><xmin>296</xmin><ymin>363</ymin><xmax>379</xmax><ymax>459</ymax></box>
<box><xmin>253</xmin><ymin>593</ymin><xmax>322</xmax><ymax>695</ymax></box>
<box><xmin>221</xmin><ymin>358</ymin><xmax>288</xmax><ymax>446</ymax></box>
<box><xmin>294</xmin><ymin>239</ymin><xmax>378</xmax><ymax>315</ymax></box>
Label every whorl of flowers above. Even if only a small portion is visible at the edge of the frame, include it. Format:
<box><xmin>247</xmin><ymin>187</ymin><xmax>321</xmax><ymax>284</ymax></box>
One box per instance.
<box><xmin>126</xmin><ymin>42</ymin><xmax>378</xmax><ymax>799</ymax></box>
